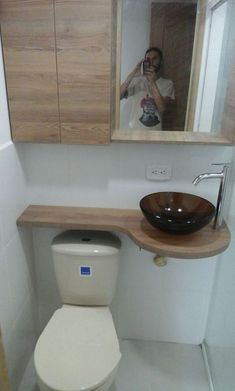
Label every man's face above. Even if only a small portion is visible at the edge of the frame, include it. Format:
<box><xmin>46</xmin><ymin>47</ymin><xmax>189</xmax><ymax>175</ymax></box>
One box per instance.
<box><xmin>145</xmin><ymin>51</ymin><xmax>161</xmax><ymax>69</ymax></box>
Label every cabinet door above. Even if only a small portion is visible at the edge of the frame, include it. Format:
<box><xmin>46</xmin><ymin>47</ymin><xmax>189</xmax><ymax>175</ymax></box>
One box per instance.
<box><xmin>55</xmin><ymin>0</ymin><xmax>112</xmax><ymax>144</ymax></box>
<box><xmin>0</xmin><ymin>0</ymin><xmax>60</xmax><ymax>142</ymax></box>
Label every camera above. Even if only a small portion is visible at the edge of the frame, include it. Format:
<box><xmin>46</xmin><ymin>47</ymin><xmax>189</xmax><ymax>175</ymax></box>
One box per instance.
<box><xmin>143</xmin><ymin>59</ymin><xmax>151</xmax><ymax>74</ymax></box>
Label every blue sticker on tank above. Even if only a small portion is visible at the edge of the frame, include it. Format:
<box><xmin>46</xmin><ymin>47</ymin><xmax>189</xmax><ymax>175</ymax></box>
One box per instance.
<box><xmin>80</xmin><ymin>266</ymin><xmax>92</xmax><ymax>276</ymax></box>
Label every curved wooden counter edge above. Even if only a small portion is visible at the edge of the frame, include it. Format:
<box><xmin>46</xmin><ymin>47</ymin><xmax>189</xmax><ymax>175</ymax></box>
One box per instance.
<box><xmin>16</xmin><ymin>205</ymin><xmax>231</xmax><ymax>259</ymax></box>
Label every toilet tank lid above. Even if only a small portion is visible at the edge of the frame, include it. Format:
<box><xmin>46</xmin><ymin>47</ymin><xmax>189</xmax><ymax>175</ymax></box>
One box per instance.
<box><xmin>51</xmin><ymin>230</ymin><xmax>121</xmax><ymax>256</ymax></box>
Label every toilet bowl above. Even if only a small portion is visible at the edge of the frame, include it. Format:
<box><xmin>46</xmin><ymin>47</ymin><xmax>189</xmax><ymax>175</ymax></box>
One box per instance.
<box><xmin>34</xmin><ymin>305</ymin><xmax>121</xmax><ymax>391</ymax></box>
<box><xmin>34</xmin><ymin>230</ymin><xmax>122</xmax><ymax>391</ymax></box>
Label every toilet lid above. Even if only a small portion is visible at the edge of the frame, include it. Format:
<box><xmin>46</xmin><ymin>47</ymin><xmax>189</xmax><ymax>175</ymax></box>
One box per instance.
<box><xmin>34</xmin><ymin>306</ymin><xmax>121</xmax><ymax>391</ymax></box>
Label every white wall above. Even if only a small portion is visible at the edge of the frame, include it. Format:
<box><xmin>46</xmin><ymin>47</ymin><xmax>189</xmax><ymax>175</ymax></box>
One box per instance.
<box><xmin>205</xmin><ymin>162</ymin><xmax>235</xmax><ymax>390</ymax></box>
<box><xmin>0</xmin><ymin>39</ymin><xmax>38</xmax><ymax>391</ymax></box>
<box><xmin>18</xmin><ymin>142</ymin><xmax>234</xmax><ymax>345</ymax></box>
<box><xmin>195</xmin><ymin>0</ymin><xmax>228</xmax><ymax>132</ymax></box>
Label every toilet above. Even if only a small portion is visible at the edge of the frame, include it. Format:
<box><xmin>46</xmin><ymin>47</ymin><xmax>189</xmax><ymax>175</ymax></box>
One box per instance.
<box><xmin>34</xmin><ymin>230</ymin><xmax>122</xmax><ymax>391</ymax></box>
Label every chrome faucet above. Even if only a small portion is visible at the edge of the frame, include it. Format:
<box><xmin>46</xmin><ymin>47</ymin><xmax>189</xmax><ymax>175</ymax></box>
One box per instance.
<box><xmin>192</xmin><ymin>163</ymin><xmax>231</xmax><ymax>229</ymax></box>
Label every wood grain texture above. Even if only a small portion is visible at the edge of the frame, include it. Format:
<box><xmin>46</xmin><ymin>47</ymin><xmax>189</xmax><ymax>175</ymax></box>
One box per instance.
<box><xmin>185</xmin><ymin>0</ymin><xmax>207</xmax><ymax>132</ymax></box>
<box><xmin>111</xmin><ymin>129</ymin><xmax>232</xmax><ymax>145</ymax></box>
<box><xmin>0</xmin><ymin>331</ymin><xmax>11</xmax><ymax>391</ymax></box>
<box><xmin>111</xmin><ymin>0</ymin><xmax>121</xmax><ymax>133</ymax></box>
<box><xmin>150</xmin><ymin>3</ymin><xmax>197</xmax><ymax>131</ymax></box>
<box><xmin>0</xmin><ymin>0</ymin><xmax>60</xmax><ymax>143</ymax></box>
<box><xmin>55</xmin><ymin>0</ymin><xmax>112</xmax><ymax>144</ymax></box>
<box><xmin>17</xmin><ymin>205</ymin><xmax>230</xmax><ymax>259</ymax></box>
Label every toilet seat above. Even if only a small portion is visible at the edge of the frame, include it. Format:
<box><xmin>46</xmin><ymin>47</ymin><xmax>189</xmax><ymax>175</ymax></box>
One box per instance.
<box><xmin>34</xmin><ymin>305</ymin><xmax>121</xmax><ymax>391</ymax></box>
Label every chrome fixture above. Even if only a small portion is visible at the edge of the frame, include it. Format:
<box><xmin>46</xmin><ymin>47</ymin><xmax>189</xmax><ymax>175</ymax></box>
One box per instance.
<box><xmin>192</xmin><ymin>163</ymin><xmax>231</xmax><ymax>229</ymax></box>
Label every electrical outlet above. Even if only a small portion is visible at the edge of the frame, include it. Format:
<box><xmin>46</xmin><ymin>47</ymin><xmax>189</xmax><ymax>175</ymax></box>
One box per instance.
<box><xmin>146</xmin><ymin>164</ymin><xmax>172</xmax><ymax>181</ymax></box>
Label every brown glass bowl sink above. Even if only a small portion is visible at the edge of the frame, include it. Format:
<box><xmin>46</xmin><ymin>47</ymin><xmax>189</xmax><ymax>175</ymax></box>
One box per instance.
<box><xmin>140</xmin><ymin>192</ymin><xmax>215</xmax><ymax>234</ymax></box>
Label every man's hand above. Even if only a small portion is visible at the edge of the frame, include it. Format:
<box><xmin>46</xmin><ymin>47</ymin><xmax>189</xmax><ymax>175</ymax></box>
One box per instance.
<box><xmin>132</xmin><ymin>59</ymin><xmax>143</xmax><ymax>78</ymax></box>
<box><xmin>120</xmin><ymin>59</ymin><xmax>143</xmax><ymax>99</ymax></box>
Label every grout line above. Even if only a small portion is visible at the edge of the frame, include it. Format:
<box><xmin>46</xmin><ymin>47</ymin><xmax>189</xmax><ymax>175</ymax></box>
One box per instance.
<box><xmin>52</xmin><ymin>0</ymin><xmax>62</xmax><ymax>141</ymax></box>
<box><xmin>201</xmin><ymin>341</ymin><xmax>215</xmax><ymax>391</ymax></box>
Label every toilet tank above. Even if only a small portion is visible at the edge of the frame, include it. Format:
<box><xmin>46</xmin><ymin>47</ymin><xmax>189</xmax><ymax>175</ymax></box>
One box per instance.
<box><xmin>51</xmin><ymin>231</ymin><xmax>121</xmax><ymax>306</ymax></box>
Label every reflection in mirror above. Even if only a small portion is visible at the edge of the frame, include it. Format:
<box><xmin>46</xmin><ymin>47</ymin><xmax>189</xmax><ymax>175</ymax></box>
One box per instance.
<box><xmin>119</xmin><ymin>0</ymin><xmax>198</xmax><ymax>132</ymax></box>
<box><xmin>194</xmin><ymin>0</ymin><xmax>231</xmax><ymax>133</ymax></box>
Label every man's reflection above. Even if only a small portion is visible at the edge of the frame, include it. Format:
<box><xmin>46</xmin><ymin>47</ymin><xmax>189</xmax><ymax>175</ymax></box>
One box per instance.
<box><xmin>120</xmin><ymin>47</ymin><xmax>175</xmax><ymax>130</ymax></box>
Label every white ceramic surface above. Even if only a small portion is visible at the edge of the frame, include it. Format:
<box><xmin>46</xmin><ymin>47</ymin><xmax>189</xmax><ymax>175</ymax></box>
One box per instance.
<box><xmin>52</xmin><ymin>231</ymin><xmax>120</xmax><ymax>306</ymax></box>
<box><xmin>34</xmin><ymin>306</ymin><xmax>121</xmax><ymax>391</ymax></box>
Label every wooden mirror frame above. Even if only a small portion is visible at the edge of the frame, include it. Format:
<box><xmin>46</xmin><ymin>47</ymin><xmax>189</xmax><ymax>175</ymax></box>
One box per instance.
<box><xmin>111</xmin><ymin>0</ymin><xmax>235</xmax><ymax>145</ymax></box>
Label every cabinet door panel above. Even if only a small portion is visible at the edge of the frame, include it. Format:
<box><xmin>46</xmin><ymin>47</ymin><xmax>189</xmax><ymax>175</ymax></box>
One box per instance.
<box><xmin>55</xmin><ymin>0</ymin><xmax>111</xmax><ymax>144</ymax></box>
<box><xmin>0</xmin><ymin>0</ymin><xmax>60</xmax><ymax>142</ymax></box>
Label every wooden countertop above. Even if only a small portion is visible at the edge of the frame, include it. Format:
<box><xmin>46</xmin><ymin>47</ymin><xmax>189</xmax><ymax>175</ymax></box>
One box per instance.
<box><xmin>17</xmin><ymin>205</ymin><xmax>231</xmax><ymax>259</ymax></box>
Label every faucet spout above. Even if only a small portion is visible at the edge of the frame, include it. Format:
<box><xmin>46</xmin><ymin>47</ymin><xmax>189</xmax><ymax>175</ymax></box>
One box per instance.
<box><xmin>192</xmin><ymin>164</ymin><xmax>231</xmax><ymax>229</ymax></box>
<box><xmin>192</xmin><ymin>172</ymin><xmax>224</xmax><ymax>186</ymax></box>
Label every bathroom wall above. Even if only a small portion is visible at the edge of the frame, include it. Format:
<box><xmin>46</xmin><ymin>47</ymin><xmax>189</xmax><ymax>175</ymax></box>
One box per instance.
<box><xmin>0</xmin><ymin>39</ymin><xmax>38</xmax><ymax>390</ymax></box>
<box><xmin>204</xmin><ymin>169</ymin><xmax>235</xmax><ymax>390</ymax></box>
<box><xmin>18</xmin><ymin>142</ymin><xmax>234</xmax><ymax>345</ymax></box>
<box><xmin>0</xmin><ymin>7</ymin><xmax>234</xmax><ymax>389</ymax></box>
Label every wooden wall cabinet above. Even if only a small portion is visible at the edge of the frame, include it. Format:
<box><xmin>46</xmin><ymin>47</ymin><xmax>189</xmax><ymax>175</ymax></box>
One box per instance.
<box><xmin>2</xmin><ymin>1</ymin><xmax>234</xmax><ymax>146</ymax></box>
<box><xmin>0</xmin><ymin>0</ymin><xmax>112</xmax><ymax>144</ymax></box>
<box><xmin>0</xmin><ymin>0</ymin><xmax>60</xmax><ymax>143</ymax></box>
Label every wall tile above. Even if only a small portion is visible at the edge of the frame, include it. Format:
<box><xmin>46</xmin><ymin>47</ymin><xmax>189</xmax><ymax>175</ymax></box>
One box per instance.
<box><xmin>20</xmin><ymin>144</ymin><xmax>70</xmax><ymax>205</ymax></box>
<box><xmin>67</xmin><ymin>144</ymin><xmax>122</xmax><ymax>206</ymax></box>
<box><xmin>156</xmin><ymin>290</ymin><xmax>211</xmax><ymax>344</ymax></box>
<box><xmin>0</xmin><ymin>142</ymin><xmax>37</xmax><ymax>390</ymax></box>
<box><xmin>0</xmin><ymin>144</ymin><xmax>28</xmax><ymax>246</ymax></box>
<box><xmin>4</xmin><ymin>296</ymin><xmax>37</xmax><ymax>391</ymax></box>
<box><xmin>5</xmin><ymin>233</ymin><xmax>32</xmax><ymax>325</ymax></box>
<box><xmin>0</xmin><ymin>249</ymin><xmax>14</xmax><ymax>342</ymax></box>
<box><xmin>32</xmin><ymin>228</ymin><xmax>62</xmax><ymax>330</ymax></box>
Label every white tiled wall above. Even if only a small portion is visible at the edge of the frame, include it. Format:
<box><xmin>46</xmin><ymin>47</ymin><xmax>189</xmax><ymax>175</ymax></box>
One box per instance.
<box><xmin>205</xmin><ymin>171</ymin><xmax>235</xmax><ymax>390</ymax></box>
<box><xmin>22</xmin><ymin>143</ymin><xmax>234</xmax><ymax>208</ymax></box>
<box><xmin>0</xmin><ymin>39</ymin><xmax>38</xmax><ymax>391</ymax></box>
<box><xmin>18</xmin><ymin>141</ymin><xmax>234</xmax><ymax>345</ymax></box>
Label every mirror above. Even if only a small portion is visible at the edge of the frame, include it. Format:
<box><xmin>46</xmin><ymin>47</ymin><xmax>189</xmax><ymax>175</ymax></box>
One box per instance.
<box><xmin>112</xmin><ymin>0</ymin><xmax>235</xmax><ymax>143</ymax></box>
<box><xmin>120</xmin><ymin>0</ymin><xmax>198</xmax><ymax>132</ymax></box>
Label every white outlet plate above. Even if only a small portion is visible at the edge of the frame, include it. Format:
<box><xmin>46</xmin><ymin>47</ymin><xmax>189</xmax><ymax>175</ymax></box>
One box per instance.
<box><xmin>146</xmin><ymin>164</ymin><xmax>172</xmax><ymax>181</ymax></box>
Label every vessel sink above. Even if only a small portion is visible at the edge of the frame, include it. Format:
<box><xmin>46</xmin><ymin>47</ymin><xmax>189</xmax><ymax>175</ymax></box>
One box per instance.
<box><xmin>140</xmin><ymin>192</ymin><xmax>215</xmax><ymax>234</ymax></box>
